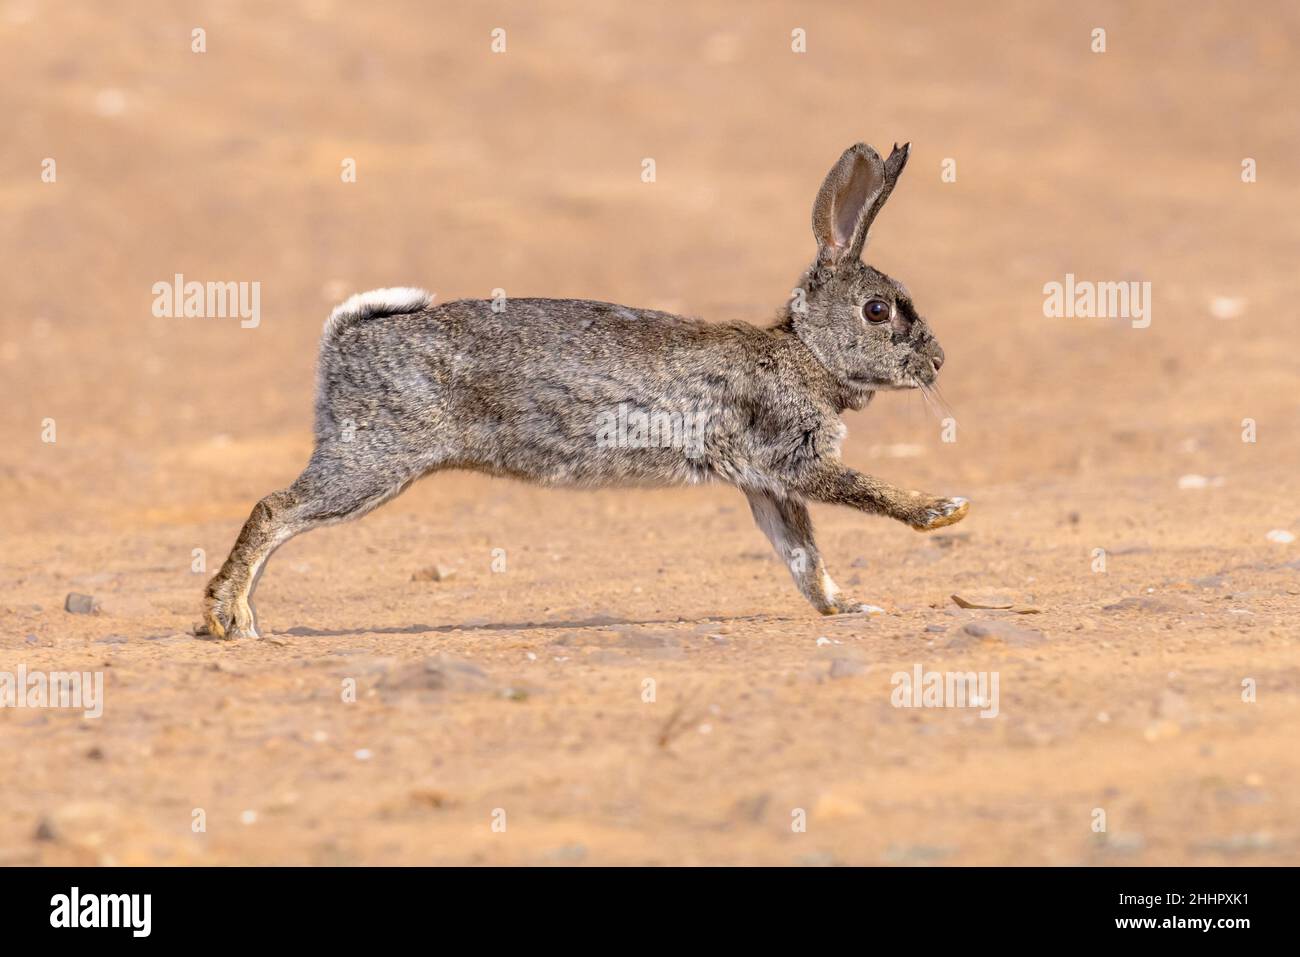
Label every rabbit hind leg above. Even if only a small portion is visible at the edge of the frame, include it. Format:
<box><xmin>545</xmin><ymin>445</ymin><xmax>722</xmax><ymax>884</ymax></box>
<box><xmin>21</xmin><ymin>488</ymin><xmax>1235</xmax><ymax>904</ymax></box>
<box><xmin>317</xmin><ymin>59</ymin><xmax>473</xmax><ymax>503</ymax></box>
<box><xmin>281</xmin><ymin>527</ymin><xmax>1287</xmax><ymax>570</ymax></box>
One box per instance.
<box><xmin>200</xmin><ymin>455</ymin><xmax>417</xmax><ymax>639</ymax></box>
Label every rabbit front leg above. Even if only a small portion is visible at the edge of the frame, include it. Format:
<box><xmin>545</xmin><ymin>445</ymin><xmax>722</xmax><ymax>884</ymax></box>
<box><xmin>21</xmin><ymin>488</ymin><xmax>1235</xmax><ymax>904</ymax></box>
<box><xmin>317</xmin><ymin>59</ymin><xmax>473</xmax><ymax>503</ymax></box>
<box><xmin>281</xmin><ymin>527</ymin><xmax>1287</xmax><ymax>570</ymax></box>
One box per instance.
<box><xmin>745</xmin><ymin>490</ymin><xmax>882</xmax><ymax>615</ymax></box>
<box><xmin>793</xmin><ymin>464</ymin><xmax>969</xmax><ymax>531</ymax></box>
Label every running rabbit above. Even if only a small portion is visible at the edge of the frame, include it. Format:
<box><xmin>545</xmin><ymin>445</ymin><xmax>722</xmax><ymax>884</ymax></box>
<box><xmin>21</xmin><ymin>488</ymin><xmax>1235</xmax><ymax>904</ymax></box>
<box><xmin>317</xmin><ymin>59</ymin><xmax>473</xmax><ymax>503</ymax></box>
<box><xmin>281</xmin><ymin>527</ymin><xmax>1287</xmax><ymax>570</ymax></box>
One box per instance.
<box><xmin>201</xmin><ymin>141</ymin><xmax>968</xmax><ymax>638</ymax></box>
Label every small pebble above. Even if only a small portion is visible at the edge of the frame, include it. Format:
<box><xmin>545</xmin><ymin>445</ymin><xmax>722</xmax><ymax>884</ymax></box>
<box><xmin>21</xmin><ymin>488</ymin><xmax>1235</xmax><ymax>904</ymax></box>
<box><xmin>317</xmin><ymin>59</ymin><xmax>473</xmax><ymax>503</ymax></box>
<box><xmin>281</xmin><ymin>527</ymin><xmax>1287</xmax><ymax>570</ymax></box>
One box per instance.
<box><xmin>412</xmin><ymin>564</ymin><xmax>455</xmax><ymax>582</ymax></box>
<box><xmin>64</xmin><ymin>593</ymin><xmax>98</xmax><ymax>615</ymax></box>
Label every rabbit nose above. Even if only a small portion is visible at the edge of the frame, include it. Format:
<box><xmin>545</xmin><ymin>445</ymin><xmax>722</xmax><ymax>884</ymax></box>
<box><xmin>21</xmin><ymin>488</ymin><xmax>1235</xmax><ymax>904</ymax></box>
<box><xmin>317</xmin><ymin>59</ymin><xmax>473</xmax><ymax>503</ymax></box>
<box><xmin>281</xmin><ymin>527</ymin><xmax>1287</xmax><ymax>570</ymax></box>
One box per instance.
<box><xmin>931</xmin><ymin>352</ymin><xmax>945</xmax><ymax>372</ymax></box>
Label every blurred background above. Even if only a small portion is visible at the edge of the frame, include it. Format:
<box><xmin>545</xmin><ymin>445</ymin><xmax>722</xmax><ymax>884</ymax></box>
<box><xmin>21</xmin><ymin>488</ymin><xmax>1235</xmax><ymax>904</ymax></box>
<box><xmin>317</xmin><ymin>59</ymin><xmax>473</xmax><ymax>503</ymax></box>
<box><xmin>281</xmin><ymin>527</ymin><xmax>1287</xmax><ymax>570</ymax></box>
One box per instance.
<box><xmin>2</xmin><ymin>1</ymin><xmax>1298</xmax><ymax>865</ymax></box>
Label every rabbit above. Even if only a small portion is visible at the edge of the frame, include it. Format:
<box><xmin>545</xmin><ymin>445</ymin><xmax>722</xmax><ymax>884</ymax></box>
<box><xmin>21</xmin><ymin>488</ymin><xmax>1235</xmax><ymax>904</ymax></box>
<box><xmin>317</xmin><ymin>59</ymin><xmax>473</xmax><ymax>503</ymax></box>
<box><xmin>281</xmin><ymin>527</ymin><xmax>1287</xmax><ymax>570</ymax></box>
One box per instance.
<box><xmin>200</xmin><ymin>141</ymin><xmax>968</xmax><ymax>639</ymax></box>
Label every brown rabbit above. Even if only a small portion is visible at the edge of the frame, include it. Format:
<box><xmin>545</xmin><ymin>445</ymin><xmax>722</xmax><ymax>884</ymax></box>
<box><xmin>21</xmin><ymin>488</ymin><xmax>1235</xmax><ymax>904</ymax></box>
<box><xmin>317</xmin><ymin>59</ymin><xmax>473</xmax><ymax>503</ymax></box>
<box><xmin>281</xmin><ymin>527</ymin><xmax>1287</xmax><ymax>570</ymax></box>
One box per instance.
<box><xmin>201</xmin><ymin>142</ymin><xmax>968</xmax><ymax>639</ymax></box>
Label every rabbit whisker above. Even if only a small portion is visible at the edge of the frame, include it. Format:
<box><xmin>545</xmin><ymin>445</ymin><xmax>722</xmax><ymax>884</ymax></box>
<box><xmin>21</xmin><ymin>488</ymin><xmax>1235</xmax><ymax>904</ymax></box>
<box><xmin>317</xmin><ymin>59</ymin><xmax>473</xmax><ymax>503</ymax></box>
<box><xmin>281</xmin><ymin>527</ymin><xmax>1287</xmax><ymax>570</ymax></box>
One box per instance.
<box><xmin>928</xmin><ymin>380</ymin><xmax>955</xmax><ymax>418</ymax></box>
<box><xmin>914</xmin><ymin>377</ymin><xmax>954</xmax><ymax>421</ymax></box>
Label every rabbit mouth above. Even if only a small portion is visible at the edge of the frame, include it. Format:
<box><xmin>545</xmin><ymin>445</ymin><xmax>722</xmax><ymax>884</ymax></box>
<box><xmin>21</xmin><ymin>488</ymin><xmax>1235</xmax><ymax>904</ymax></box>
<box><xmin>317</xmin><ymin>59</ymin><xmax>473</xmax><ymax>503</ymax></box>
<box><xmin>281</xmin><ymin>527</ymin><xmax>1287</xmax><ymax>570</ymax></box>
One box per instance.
<box><xmin>847</xmin><ymin>374</ymin><xmax>916</xmax><ymax>391</ymax></box>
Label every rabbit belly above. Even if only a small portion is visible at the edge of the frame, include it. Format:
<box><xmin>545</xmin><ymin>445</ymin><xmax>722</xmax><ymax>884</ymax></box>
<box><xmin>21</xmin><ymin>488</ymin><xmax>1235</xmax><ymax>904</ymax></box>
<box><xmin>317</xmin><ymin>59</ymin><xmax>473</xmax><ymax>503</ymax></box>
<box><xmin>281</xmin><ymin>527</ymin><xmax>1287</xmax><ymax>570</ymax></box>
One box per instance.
<box><xmin>449</xmin><ymin>381</ymin><xmax>724</xmax><ymax>489</ymax></box>
<box><xmin>418</xmin><ymin>298</ymin><xmax>761</xmax><ymax>488</ymax></box>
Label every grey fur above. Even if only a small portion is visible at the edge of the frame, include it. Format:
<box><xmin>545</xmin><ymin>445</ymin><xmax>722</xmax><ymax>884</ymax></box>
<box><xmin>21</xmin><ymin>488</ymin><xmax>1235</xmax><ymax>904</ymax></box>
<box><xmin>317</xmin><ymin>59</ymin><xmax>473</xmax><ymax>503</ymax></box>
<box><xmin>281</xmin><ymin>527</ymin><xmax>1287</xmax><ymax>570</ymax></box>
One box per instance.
<box><xmin>200</xmin><ymin>142</ymin><xmax>968</xmax><ymax>638</ymax></box>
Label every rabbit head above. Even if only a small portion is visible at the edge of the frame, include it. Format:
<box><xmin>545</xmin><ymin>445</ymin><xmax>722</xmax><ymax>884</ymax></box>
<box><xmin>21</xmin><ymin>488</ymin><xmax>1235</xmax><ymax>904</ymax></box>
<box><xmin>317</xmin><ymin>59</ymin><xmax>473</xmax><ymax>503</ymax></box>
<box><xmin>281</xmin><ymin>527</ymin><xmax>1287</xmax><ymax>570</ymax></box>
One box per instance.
<box><xmin>791</xmin><ymin>142</ymin><xmax>944</xmax><ymax>406</ymax></box>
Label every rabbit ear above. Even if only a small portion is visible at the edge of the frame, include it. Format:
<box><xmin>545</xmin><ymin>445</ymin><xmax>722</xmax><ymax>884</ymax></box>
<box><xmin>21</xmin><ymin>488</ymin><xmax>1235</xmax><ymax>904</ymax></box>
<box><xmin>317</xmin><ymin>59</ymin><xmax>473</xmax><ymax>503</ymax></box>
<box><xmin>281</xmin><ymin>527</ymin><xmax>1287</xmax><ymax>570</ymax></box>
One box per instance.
<box><xmin>812</xmin><ymin>143</ymin><xmax>885</xmax><ymax>266</ymax></box>
<box><xmin>853</xmin><ymin>142</ymin><xmax>910</xmax><ymax>259</ymax></box>
<box><xmin>811</xmin><ymin>143</ymin><xmax>910</xmax><ymax>265</ymax></box>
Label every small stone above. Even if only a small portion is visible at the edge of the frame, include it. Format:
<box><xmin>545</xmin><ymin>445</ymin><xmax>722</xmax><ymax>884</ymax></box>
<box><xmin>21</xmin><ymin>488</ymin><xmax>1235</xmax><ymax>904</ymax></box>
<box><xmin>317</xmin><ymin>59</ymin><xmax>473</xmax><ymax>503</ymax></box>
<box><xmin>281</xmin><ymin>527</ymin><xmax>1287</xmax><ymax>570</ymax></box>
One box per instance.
<box><xmin>1265</xmin><ymin>529</ymin><xmax>1295</xmax><ymax>544</ymax></box>
<box><xmin>731</xmin><ymin>792</ymin><xmax>771</xmax><ymax>823</ymax></box>
<box><xmin>1102</xmin><ymin>595</ymin><xmax>1187</xmax><ymax>614</ymax></box>
<box><xmin>412</xmin><ymin>564</ymin><xmax>455</xmax><ymax>582</ymax></box>
<box><xmin>408</xmin><ymin>787</ymin><xmax>449</xmax><ymax>809</ymax></box>
<box><xmin>33</xmin><ymin>817</ymin><xmax>58</xmax><ymax>841</ymax></box>
<box><xmin>952</xmin><ymin>620</ymin><xmax>1046</xmax><ymax>648</ymax></box>
<box><xmin>29</xmin><ymin>801</ymin><xmax>117</xmax><ymax>851</ymax></box>
<box><xmin>64</xmin><ymin>593</ymin><xmax>98</xmax><ymax>615</ymax></box>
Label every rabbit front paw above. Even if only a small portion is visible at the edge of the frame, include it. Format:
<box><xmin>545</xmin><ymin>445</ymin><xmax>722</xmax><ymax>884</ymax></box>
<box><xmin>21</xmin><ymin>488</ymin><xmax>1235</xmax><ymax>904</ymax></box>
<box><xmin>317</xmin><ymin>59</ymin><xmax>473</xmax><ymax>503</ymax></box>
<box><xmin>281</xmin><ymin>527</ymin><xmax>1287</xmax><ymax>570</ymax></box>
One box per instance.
<box><xmin>911</xmin><ymin>496</ymin><xmax>970</xmax><ymax>531</ymax></box>
<box><xmin>198</xmin><ymin>588</ymin><xmax>259</xmax><ymax>640</ymax></box>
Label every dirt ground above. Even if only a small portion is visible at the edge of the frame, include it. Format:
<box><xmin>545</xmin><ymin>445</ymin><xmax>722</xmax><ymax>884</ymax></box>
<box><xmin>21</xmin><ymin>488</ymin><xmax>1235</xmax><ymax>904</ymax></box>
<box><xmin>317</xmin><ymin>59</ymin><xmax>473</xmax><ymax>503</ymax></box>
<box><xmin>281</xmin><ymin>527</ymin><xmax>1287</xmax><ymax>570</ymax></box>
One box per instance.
<box><xmin>2</xmin><ymin>1</ymin><xmax>1299</xmax><ymax>866</ymax></box>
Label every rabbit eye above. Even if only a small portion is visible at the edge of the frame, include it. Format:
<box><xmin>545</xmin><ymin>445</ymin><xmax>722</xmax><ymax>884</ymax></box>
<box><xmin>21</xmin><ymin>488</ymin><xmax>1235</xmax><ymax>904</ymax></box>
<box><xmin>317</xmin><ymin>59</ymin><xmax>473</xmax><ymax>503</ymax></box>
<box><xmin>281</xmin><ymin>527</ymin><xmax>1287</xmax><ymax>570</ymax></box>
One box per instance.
<box><xmin>863</xmin><ymin>299</ymin><xmax>891</xmax><ymax>323</ymax></box>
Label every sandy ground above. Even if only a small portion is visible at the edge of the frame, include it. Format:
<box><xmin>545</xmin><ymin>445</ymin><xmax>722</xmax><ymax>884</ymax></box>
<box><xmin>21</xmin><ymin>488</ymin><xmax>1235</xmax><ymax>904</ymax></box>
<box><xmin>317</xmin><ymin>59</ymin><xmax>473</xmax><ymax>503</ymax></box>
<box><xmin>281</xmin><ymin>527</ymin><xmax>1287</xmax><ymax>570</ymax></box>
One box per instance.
<box><xmin>2</xmin><ymin>1</ymin><xmax>1299</xmax><ymax>865</ymax></box>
